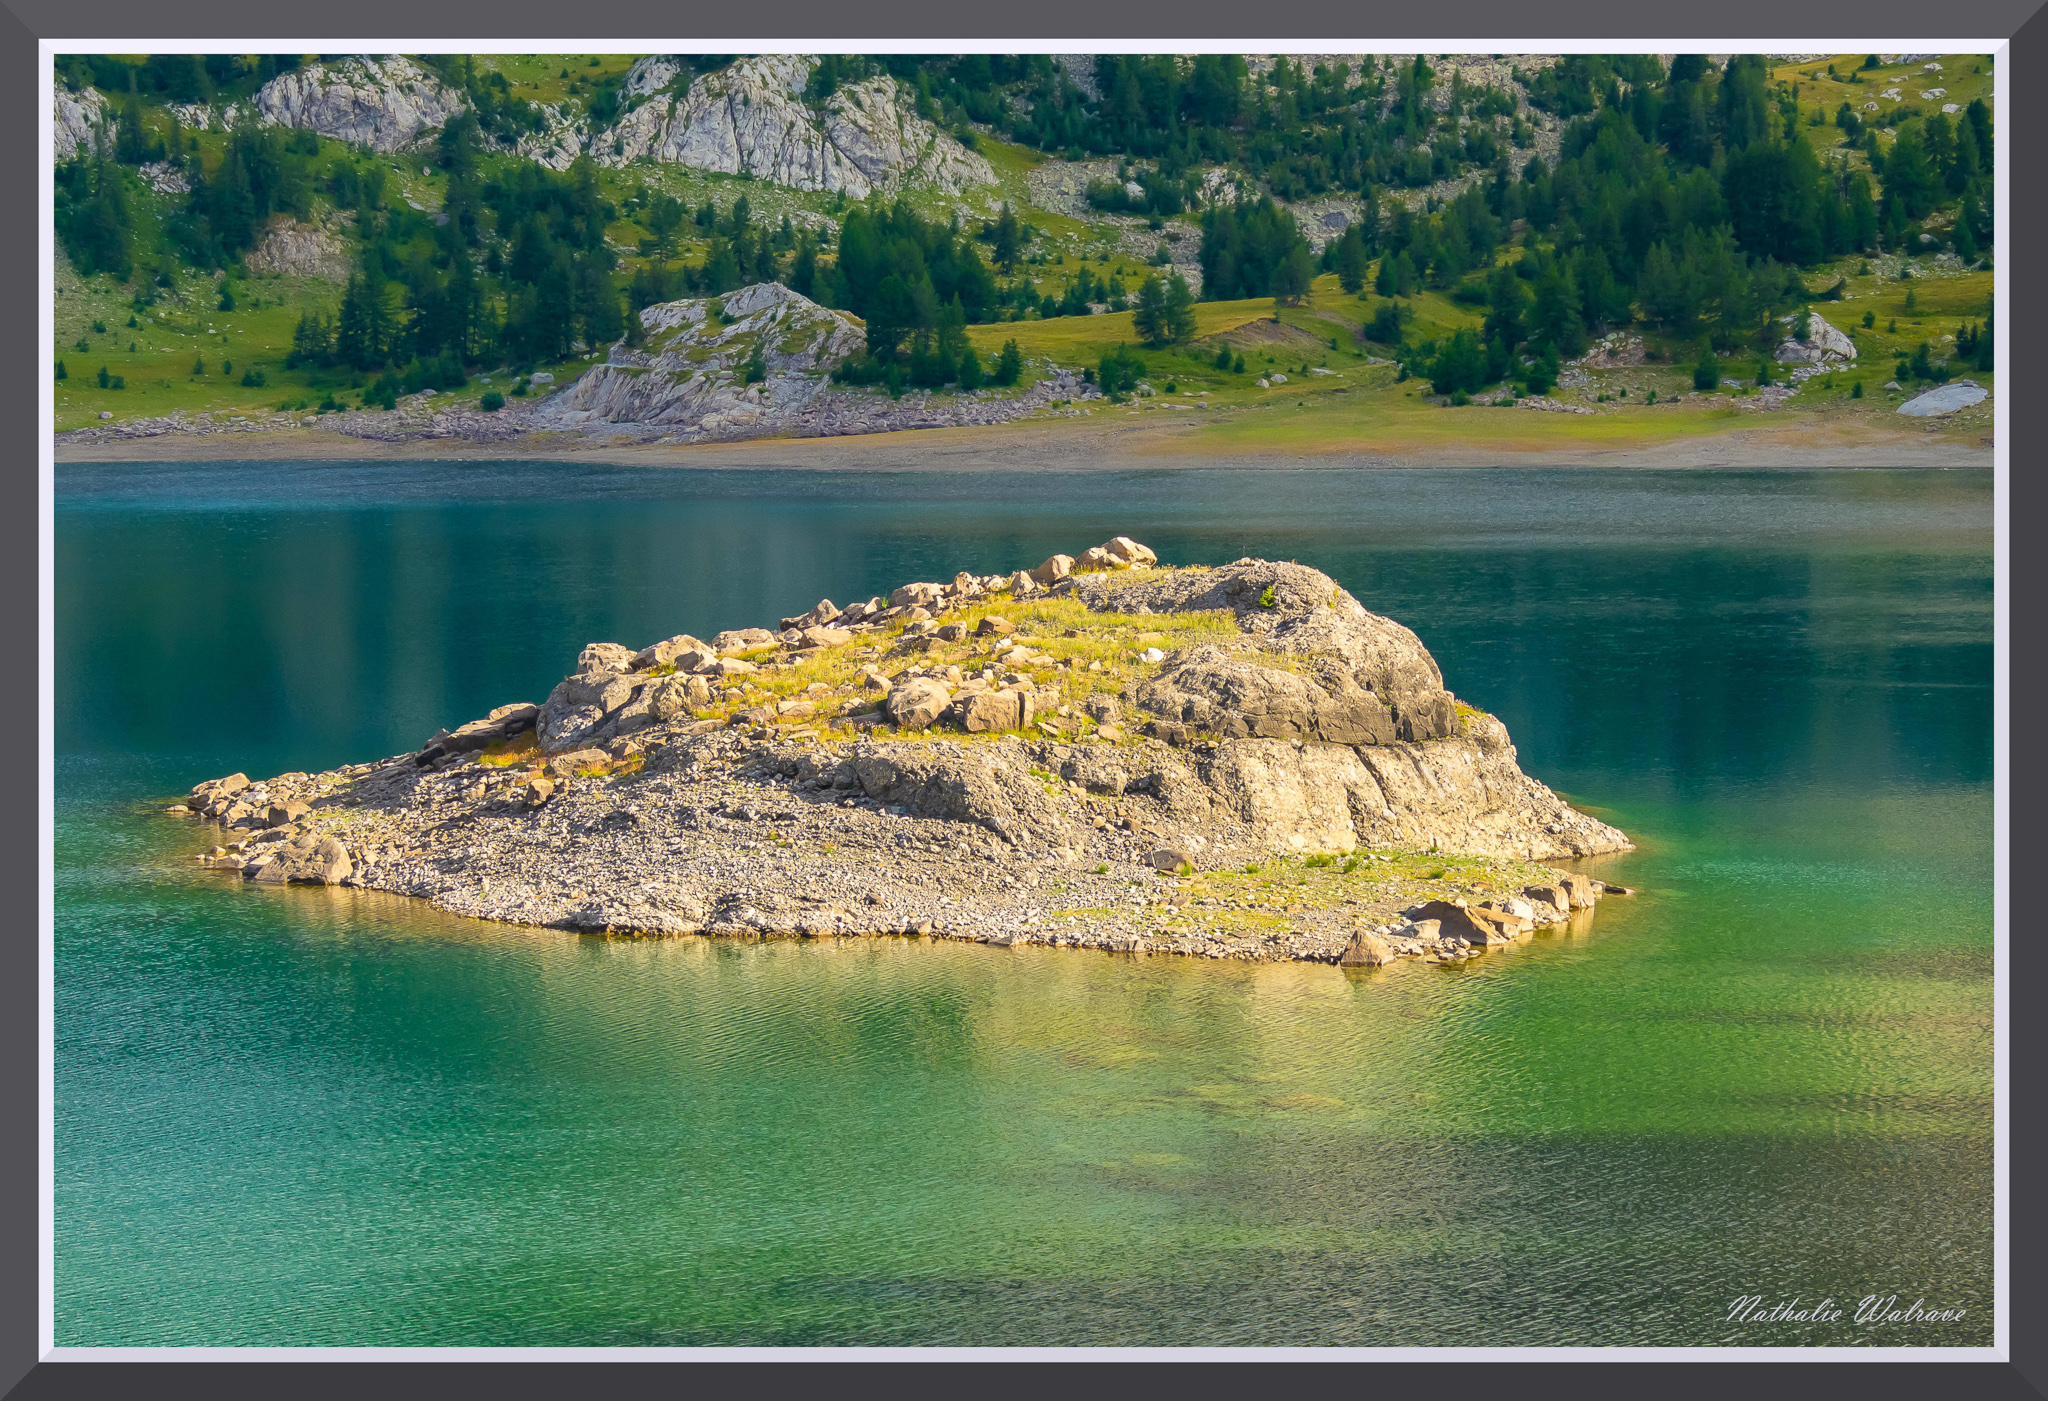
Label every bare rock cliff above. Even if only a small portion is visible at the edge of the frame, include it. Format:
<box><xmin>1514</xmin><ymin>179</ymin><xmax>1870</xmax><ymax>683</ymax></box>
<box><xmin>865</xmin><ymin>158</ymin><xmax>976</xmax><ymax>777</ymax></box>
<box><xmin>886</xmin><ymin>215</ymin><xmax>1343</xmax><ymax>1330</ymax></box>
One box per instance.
<box><xmin>597</xmin><ymin>55</ymin><xmax>995</xmax><ymax>196</ymax></box>
<box><xmin>254</xmin><ymin>56</ymin><xmax>466</xmax><ymax>153</ymax></box>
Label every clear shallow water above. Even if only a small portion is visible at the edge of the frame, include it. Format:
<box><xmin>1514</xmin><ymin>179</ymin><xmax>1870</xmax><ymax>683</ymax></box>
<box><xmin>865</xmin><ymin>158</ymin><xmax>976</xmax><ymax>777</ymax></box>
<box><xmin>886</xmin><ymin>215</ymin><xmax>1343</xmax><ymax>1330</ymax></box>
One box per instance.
<box><xmin>55</xmin><ymin>464</ymin><xmax>1994</xmax><ymax>1347</ymax></box>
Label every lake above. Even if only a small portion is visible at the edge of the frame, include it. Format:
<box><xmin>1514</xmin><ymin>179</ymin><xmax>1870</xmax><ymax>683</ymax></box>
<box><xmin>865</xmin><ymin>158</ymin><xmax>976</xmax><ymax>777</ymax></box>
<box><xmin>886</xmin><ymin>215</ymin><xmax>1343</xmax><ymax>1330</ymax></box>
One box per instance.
<box><xmin>53</xmin><ymin>462</ymin><xmax>1994</xmax><ymax>1347</ymax></box>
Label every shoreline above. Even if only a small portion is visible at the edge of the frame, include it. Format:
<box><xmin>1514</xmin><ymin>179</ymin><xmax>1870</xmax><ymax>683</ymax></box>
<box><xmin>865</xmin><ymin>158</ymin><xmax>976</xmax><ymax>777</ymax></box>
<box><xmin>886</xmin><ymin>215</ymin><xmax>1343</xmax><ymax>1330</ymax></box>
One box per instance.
<box><xmin>55</xmin><ymin>413</ymin><xmax>1995</xmax><ymax>471</ymax></box>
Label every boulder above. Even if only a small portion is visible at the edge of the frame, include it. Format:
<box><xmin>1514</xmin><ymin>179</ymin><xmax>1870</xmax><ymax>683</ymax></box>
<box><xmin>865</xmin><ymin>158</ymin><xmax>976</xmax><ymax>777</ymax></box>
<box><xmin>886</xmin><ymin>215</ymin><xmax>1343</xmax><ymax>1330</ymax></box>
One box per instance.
<box><xmin>1774</xmin><ymin>312</ymin><xmax>1858</xmax><ymax>364</ymax></box>
<box><xmin>524</xmin><ymin>776</ymin><xmax>555</xmax><ymax>807</ymax></box>
<box><xmin>780</xmin><ymin>599</ymin><xmax>839</xmax><ymax>632</ymax></box>
<box><xmin>190</xmin><ymin>772</ymin><xmax>250</xmax><ymax>800</ymax></box>
<box><xmin>631</xmin><ymin>633</ymin><xmax>710</xmax><ymax>671</ymax></box>
<box><xmin>1103</xmin><ymin>537</ymin><xmax>1158</xmax><ymax>566</ymax></box>
<box><xmin>799</xmin><ymin>625</ymin><xmax>855</xmax><ymax>649</ymax></box>
<box><xmin>1523</xmin><ymin>883</ymin><xmax>1572</xmax><ymax>916</ymax></box>
<box><xmin>1077</xmin><ymin>546</ymin><xmax>1118</xmax><ymax>570</ymax></box>
<box><xmin>976</xmin><ymin>616</ymin><xmax>1016</xmax><ymax>637</ymax></box>
<box><xmin>646</xmin><ymin>673</ymin><xmax>713</xmax><ymax>720</ymax></box>
<box><xmin>423</xmin><ymin>702</ymin><xmax>540</xmax><ymax>761</ymax></box>
<box><xmin>1556</xmin><ymin>872</ymin><xmax>1601</xmax><ymax>909</ymax></box>
<box><xmin>1897</xmin><ymin>381</ymin><xmax>1988</xmax><ymax>417</ymax></box>
<box><xmin>957</xmin><ymin>690</ymin><xmax>1031</xmax><ymax>733</ymax></box>
<box><xmin>539</xmin><ymin>671</ymin><xmax>642</xmax><ymax>750</ymax></box>
<box><xmin>1406</xmin><ymin>899</ymin><xmax>1526</xmax><ymax>944</ymax></box>
<box><xmin>577</xmin><ymin>642</ymin><xmax>636</xmax><ymax>675</ymax></box>
<box><xmin>546</xmin><ymin>749</ymin><xmax>612</xmax><ymax>780</ymax></box>
<box><xmin>935</xmin><ymin>622</ymin><xmax>969</xmax><ymax>642</ymax></box>
<box><xmin>885</xmin><ymin>677</ymin><xmax>953</xmax><ymax>730</ymax></box>
<box><xmin>250</xmin><ymin>836</ymin><xmax>352</xmax><ymax>885</ymax></box>
<box><xmin>1008</xmin><ymin>571</ymin><xmax>1041</xmax><ymax>597</ymax></box>
<box><xmin>263</xmin><ymin>801</ymin><xmax>311</xmax><ymax>828</ymax></box>
<box><xmin>1029</xmin><ymin>554</ymin><xmax>1075</xmax><ymax>586</ymax></box>
<box><xmin>712</xmin><ymin>628</ymin><xmax>776</xmax><ymax>656</ymax></box>
<box><xmin>1339</xmin><ymin>930</ymin><xmax>1396</xmax><ymax>967</ymax></box>
<box><xmin>890</xmin><ymin>581</ymin><xmax>947</xmax><ymax>610</ymax></box>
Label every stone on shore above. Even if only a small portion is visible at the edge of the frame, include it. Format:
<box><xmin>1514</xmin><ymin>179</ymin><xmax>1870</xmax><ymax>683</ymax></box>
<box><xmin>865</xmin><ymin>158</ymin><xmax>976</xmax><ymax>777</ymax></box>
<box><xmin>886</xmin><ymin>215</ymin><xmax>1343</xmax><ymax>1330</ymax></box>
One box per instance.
<box><xmin>885</xmin><ymin>677</ymin><xmax>952</xmax><ymax>730</ymax></box>
<box><xmin>1339</xmin><ymin>930</ymin><xmax>1396</xmax><ymax>967</ymax></box>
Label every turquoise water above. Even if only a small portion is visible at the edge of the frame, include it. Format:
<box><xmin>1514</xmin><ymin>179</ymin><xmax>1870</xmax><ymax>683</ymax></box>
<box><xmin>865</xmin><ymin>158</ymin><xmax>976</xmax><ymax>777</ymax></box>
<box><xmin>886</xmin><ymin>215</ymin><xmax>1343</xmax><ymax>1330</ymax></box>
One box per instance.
<box><xmin>55</xmin><ymin>465</ymin><xmax>1994</xmax><ymax>1347</ymax></box>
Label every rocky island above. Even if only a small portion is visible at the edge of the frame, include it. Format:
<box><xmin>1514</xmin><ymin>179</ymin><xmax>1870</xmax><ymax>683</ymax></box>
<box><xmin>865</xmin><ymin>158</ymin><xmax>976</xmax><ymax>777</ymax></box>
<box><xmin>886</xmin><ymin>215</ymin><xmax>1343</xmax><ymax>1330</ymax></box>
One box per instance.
<box><xmin>171</xmin><ymin>544</ymin><xmax>1634</xmax><ymax>968</ymax></box>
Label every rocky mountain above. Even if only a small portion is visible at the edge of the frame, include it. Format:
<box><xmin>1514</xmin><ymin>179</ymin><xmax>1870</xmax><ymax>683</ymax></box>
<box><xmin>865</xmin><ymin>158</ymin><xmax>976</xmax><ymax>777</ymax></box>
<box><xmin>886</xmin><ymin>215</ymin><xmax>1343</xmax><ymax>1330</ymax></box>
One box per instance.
<box><xmin>175</xmin><ymin>548</ymin><xmax>1634</xmax><ymax>968</ymax></box>
<box><xmin>596</xmin><ymin>55</ymin><xmax>996</xmax><ymax>196</ymax></box>
<box><xmin>542</xmin><ymin>282</ymin><xmax>866</xmax><ymax>435</ymax></box>
<box><xmin>253</xmin><ymin>56</ymin><xmax>466</xmax><ymax>153</ymax></box>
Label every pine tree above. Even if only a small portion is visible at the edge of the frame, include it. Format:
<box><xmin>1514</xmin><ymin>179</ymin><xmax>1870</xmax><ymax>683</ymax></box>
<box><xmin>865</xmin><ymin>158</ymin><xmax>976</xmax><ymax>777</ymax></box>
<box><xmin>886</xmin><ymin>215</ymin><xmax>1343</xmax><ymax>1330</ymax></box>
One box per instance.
<box><xmin>1272</xmin><ymin>243</ymin><xmax>1314</xmax><ymax>305</ymax></box>
<box><xmin>1693</xmin><ymin>344</ymin><xmax>1720</xmax><ymax>392</ymax></box>
<box><xmin>1131</xmin><ymin>274</ymin><xmax>1169</xmax><ymax>346</ymax></box>
<box><xmin>1163</xmin><ymin>274</ymin><xmax>1197</xmax><ymax>344</ymax></box>
<box><xmin>992</xmin><ymin>203</ymin><xmax>1023</xmax><ymax>275</ymax></box>
<box><xmin>994</xmin><ymin>338</ymin><xmax>1023</xmax><ymax>386</ymax></box>
<box><xmin>1334</xmin><ymin>225</ymin><xmax>1370</xmax><ymax>294</ymax></box>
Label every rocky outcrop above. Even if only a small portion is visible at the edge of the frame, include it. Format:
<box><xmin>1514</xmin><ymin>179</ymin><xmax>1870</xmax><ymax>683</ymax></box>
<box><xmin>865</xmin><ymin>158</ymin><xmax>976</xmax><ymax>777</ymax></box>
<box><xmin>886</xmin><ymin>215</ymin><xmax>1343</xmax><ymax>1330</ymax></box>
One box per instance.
<box><xmin>1069</xmin><ymin>559</ymin><xmax>1460</xmax><ymax>744</ymax></box>
<box><xmin>242</xmin><ymin>217</ymin><xmax>351</xmax><ymax>280</ymax></box>
<box><xmin>254</xmin><ymin>56</ymin><xmax>465</xmax><ymax>153</ymax></box>
<box><xmin>1897</xmin><ymin>380</ymin><xmax>1989</xmax><ymax>417</ymax></box>
<box><xmin>1774</xmin><ymin>311</ymin><xmax>1857</xmax><ymax>364</ymax></box>
<box><xmin>596</xmin><ymin>54</ymin><xmax>994</xmax><ymax>196</ymax></box>
<box><xmin>173</xmin><ymin>547</ymin><xmax>1633</xmax><ymax>966</ymax></box>
<box><xmin>543</xmin><ymin>282</ymin><xmax>865</xmax><ymax>434</ymax></box>
<box><xmin>54</xmin><ymin>86</ymin><xmax>107</xmax><ymax>162</ymax></box>
<box><xmin>512</xmin><ymin>102</ymin><xmax>588</xmax><ymax>171</ymax></box>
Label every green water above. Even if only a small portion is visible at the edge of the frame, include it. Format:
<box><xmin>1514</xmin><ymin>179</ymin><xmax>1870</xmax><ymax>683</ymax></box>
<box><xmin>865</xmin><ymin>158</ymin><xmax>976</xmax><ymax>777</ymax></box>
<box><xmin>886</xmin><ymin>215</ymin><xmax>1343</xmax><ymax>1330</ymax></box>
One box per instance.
<box><xmin>55</xmin><ymin>465</ymin><xmax>1994</xmax><ymax>1347</ymax></box>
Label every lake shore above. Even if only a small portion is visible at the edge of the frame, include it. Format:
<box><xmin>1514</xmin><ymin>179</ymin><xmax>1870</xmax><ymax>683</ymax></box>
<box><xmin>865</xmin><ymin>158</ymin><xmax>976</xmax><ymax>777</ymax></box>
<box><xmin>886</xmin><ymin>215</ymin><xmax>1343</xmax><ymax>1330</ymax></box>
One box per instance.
<box><xmin>54</xmin><ymin>409</ymin><xmax>1994</xmax><ymax>470</ymax></box>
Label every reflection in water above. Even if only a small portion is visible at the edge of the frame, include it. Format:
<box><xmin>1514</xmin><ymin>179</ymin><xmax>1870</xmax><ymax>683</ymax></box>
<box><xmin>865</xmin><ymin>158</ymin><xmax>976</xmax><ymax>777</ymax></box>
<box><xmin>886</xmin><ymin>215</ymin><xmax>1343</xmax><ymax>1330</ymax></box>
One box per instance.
<box><xmin>55</xmin><ymin>466</ymin><xmax>1992</xmax><ymax>1346</ymax></box>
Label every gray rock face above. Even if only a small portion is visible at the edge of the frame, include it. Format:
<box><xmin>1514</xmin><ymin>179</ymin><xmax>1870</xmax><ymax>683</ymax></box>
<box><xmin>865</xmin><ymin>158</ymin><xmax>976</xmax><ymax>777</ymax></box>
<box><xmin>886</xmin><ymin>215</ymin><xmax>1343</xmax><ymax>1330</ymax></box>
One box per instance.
<box><xmin>597</xmin><ymin>54</ymin><xmax>995</xmax><ymax>197</ymax></box>
<box><xmin>254</xmin><ymin>56</ymin><xmax>466</xmax><ymax>153</ymax></box>
<box><xmin>1071</xmin><ymin>558</ymin><xmax>1458</xmax><ymax>742</ymax></box>
<box><xmin>847</xmin><ymin>743</ymin><xmax>1063</xmax><ymax>845</ymax></box>
<box><xmin>420</xmin><ymin>702</ymin><xmax>539</xmax><ymax>763</ymax></box>
<box><xmin>540</xmin><ymin>670</ymin><xmax>644</xmax><ymax>750</ymax></box>
<box><xmin>545</xmin><ymin>283</ymin><xmax>866</xmax><ymax>434</ymax></box>
<box><xmin>1774</xmin><ymin>311</ymin><xmax>1858</xmax><ymax>364</ymax></box>
<box><xmin>1898</xmin><ymin>380</ymin><xmax>1989</xmax><ymax>416</ymax></box>
<box><xmin>242</xmin><ymin>217</ymin><xmax>351</xmax><ymax>280</ymax></box>
<box><xmin>1136</xmin><ymin>645</ymin><xmax>1399</xmax><ymax>746</ymax></box>
<box><xmin>54</xmin><ymin>86</ymin><xmax>107</xmax><ymax>162</ymax></box>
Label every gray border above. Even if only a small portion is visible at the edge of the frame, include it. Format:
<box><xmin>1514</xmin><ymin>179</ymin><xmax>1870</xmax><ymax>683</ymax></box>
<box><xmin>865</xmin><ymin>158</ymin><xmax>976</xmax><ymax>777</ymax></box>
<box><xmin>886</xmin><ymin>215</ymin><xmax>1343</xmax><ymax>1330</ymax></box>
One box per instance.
<box><xmin>13</xmin><ymin>0</ymin><xmax>2041</xmax><ymax>1394</ymax></box>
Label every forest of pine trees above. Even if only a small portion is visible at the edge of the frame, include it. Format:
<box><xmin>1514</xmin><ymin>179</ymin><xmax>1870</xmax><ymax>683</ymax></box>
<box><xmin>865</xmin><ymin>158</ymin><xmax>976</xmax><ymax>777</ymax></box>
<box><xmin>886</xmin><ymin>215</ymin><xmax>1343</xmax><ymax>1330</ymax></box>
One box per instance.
<box><xmin>55</xmin><ymin>52</ymin><xmax>1995</xmax><ymax>399</ymax></box>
